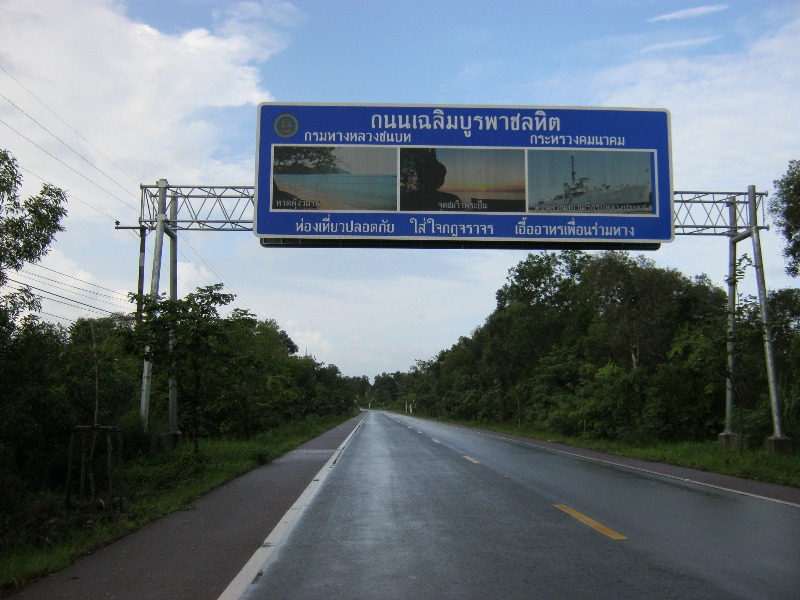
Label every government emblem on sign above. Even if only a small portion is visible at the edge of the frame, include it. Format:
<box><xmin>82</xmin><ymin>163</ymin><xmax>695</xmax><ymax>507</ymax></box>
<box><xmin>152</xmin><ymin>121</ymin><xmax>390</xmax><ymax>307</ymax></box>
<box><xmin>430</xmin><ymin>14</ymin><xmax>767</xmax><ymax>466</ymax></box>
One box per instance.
<box><xmin>274</xmin><ymin>114</ymin><xmax>298</xmax><ymax>138</ymax></box>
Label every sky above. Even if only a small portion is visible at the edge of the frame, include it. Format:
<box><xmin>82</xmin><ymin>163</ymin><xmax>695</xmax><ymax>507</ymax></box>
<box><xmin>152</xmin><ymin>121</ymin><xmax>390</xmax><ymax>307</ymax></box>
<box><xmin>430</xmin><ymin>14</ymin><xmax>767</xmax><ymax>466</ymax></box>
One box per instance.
<box><xmin>1</xmin><ymin>0</ymin><xmax>799</xmax><ymax>379</ymax></box>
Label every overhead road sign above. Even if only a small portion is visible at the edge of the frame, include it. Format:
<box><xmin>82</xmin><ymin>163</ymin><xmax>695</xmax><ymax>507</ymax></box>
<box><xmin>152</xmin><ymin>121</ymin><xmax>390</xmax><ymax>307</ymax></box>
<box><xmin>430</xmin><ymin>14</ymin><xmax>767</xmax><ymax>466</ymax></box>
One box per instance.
<box><xmin>254</xmin><ymin>103</ymin><xmax>673</xmax><ymax>249</ymax></box>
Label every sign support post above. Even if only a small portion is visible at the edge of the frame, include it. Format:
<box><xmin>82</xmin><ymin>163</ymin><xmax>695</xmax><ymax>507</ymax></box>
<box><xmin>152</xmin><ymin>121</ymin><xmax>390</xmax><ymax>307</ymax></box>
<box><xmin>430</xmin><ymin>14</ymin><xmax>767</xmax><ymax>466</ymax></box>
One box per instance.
<box><xmin>748</xmin><ymin>186</ymin><xmax>791</xmax><ymax>454</ymax></box>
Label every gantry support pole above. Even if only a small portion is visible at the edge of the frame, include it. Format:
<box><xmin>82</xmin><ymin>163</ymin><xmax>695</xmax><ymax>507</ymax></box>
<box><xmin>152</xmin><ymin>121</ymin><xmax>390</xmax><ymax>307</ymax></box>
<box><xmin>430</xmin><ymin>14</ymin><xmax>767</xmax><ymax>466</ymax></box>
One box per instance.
<box><xmin>168</xmin><ymin>190</ymin><xmax>179</xmax><ymax>436</ymax></box>
<box><xmin>719</xmin><ymin>200</ymin><xmax>742</xmax><ymax>448</ymax></box>
<box><xmin>137</xmin><ymin>226</ymin><xmax>146</xmax><ymax>324</ymax></box>
<box><xmin>748</xmin><ymin>186</ymin><xmax>792</xmax><ymax>454</ymax></box>
<box><xmin>139</xmin><ymin>179</ymin><xmax>168</xmax><ymax>431</ymax></box>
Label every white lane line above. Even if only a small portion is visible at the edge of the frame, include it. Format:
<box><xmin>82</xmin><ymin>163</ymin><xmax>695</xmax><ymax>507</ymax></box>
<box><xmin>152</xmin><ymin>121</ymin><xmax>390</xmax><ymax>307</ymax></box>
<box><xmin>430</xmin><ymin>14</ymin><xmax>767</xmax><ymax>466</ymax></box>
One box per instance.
<box><xmin>217</xmin><ymin>416</ymin><xmax>366</xmax><ymax>600</ymax></box>
<box><xmin>442</xmin><ymin>423</ymin><xmax>800</xmax><ymax>509</ymax></box>
<box><xmin>463</xmin><ymin>455</ymin><xmax>481</xmax><ymax>464</ymax></box>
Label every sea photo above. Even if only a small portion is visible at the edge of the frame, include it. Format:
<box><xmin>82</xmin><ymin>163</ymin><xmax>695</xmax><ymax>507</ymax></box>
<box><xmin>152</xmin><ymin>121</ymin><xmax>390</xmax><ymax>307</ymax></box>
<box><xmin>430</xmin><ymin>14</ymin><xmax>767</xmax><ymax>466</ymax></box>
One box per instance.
<box><xmin>528</xmin><ymin>149</ymin><xmax>654</xmax><ymax>214</ymax></box>
<box><xmin>271</xmin><ymin>146</ymin><xmax>398</xmax><ymax>211</ymax></box>
<box><xmin>399</xmin><ymin>147</ymin><xmax>525</xmax><ymax>212</ymax></box>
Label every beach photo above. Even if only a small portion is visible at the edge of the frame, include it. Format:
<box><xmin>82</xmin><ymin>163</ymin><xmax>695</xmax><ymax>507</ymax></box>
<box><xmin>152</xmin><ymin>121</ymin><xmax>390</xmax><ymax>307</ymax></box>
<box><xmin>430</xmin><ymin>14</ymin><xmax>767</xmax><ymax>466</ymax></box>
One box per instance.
<box><xmin>399</xmin><ymin>147</ymin><xmax>525</xmax><ymax>212</ymax></box>
<box><xmin>528</xmin><ymin>149</ymin><xmax>654</xmax><ymax>213</ymax></box>
<box><xmin>272</xmin><ymin>146</ymin><xmax>398</xmax><ymax>211</ymax></box>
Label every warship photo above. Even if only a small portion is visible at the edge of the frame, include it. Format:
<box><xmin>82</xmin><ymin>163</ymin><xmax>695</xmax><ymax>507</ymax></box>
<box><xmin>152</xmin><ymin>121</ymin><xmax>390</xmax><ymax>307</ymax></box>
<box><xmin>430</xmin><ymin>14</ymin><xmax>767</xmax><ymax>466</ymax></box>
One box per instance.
<box><xmin>533</xmin><ymin>153</ymin><xmax>652</xmax><ymax>212</ymax></box>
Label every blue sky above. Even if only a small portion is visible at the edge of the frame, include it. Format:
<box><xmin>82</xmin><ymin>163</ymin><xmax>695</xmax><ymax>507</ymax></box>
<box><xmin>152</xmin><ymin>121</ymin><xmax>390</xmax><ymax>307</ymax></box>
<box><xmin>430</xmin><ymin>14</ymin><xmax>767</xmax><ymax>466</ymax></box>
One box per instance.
<box><xmin>1</xmin><ymin>0</ymin><xmax>799</xmax><ymax>378</ymax></box>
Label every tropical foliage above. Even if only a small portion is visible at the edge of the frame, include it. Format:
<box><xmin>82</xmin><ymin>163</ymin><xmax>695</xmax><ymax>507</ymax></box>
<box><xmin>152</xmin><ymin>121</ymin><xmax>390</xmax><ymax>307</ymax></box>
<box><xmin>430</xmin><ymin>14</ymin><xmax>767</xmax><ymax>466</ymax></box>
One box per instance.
<box><xmin>770</xmin><ymin>159</ymin><xmax>800</xmax><ymax>277</ymax></box>
<box><xmin>0</xmin><ymin>150</ymin><xmax>365</xmax><ymax>556</ymax></box>
<box><xmin>369</xmin><ymin>251</ymin><xmax>800</xmax><ymax>446</ymax></box>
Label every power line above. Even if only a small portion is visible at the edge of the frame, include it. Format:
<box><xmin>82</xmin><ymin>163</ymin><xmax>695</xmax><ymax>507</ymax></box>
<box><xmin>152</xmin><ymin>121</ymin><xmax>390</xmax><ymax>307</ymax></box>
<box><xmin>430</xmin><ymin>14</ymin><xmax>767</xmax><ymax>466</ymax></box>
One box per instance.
<box><xmin>17</xmin><ymin>270</ymin><xmax>130</xmax><ymax>308</ymax></box>
<box><xmin>1</xmin><ymin>70</ymin><xmax>246</xmax><ymax>312</ymax></box>
<box><xmin>0</xmin><ymin>90</ymin><xmax>136</xmax><ymax>200</ymax></box>
<box><xmin>38</xmin><ymin>295</ymin><xmax>109</xmax><ymax>316</ymax></box>
<box><xmin>21</xmin><ymin>267</ymin><xmax>130</xmax><ymax>300</ymax></box>
<box><xmin>0</xmin><ymin>117</ymin><xmax>139</xmax><ymax>214</ymax></box>
<box><xmin>20</xmin><ymin>165</ymin><xmax>122</xmax><ymax>223</ymax></box>
<box><xmin>6</xmin><ymin>277</ymin><xmax>116</xmax><ymax>315</ymax></box>
<box><xmin>0</xmin><ymin>64</ymin><xmax>139</xmax><ymax>187</ymax></box>
<box><xmin>28</xmin><ymin>264</ymin><xmax>131</xmax><ymax>296</ymax></box>
<box><xmin>178</xmin><ymin>232</ymin><xmax>231</xmax><ymax>287</ymax></box>
<box><xmin>39</xmin><ymin>311</ymin><xmax>76</xmax><ymax>324</ymax></box>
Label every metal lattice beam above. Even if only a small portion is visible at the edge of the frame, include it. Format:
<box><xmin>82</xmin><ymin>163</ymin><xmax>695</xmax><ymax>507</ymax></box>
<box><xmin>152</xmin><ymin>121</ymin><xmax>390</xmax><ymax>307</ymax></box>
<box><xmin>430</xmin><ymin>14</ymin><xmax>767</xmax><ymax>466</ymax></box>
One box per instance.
<box><xmin>136</xmin><ymin>183</ymin><xmax>767</xmax><ymax>236</ymax></box>
<box><xmin>139</xmin><ymin>184</ymin><xmax>255</xmax><ymax>232</ymax></box>
<box><xmin>672</xmin><ymin>190</ymin><xmax>767</xmax><ymax>236</ymax></box>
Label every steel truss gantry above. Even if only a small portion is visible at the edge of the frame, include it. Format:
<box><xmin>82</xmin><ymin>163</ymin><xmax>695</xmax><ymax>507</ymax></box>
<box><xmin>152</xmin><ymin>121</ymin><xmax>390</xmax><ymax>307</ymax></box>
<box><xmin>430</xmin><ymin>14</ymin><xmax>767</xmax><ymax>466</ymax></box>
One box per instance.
<box><xmin>121</xmin><ymin>182</ymin><xmax>791</xmax><ymax>453</ymax></box>
<box><xmin>135</xmin><ymin>184</ymin><xmax>761</xmax><ymax>236</ymax></box>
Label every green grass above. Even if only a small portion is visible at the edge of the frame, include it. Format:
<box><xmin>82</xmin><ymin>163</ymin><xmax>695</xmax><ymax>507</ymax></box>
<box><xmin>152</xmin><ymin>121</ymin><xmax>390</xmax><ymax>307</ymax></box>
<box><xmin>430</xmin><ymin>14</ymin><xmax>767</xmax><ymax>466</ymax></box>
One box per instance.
<box><xmin>0</xmin><ymin>414</ymin><xmax>354</xmax><ymax>595</ymax></box>
<box><xmin>448</xmin><ymin>419</ymin><xmax>800</xmax><ymax>488</ymax></box>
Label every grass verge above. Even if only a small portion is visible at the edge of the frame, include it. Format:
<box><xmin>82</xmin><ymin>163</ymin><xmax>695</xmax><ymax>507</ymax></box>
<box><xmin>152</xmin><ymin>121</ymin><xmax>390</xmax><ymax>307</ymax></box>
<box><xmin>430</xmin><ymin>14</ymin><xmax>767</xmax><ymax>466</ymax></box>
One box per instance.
<box><xmin>0</xmin><ymin>413</ymin><xmax>355</xmax><ymax>596</ymax></box>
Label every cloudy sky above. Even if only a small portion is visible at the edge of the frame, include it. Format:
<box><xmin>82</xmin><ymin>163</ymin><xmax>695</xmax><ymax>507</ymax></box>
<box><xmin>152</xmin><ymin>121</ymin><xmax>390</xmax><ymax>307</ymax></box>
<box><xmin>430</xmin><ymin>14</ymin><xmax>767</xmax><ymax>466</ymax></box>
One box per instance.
<box><xmin>1</xmin><ymin>0</ymin><xmax>798</xmax><ymax>378</ymax></box>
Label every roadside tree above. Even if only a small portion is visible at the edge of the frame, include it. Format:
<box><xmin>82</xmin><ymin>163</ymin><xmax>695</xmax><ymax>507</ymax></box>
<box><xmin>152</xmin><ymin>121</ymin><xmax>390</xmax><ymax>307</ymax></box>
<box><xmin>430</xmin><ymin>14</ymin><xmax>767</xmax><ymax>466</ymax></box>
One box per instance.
<box><xmin>0</xmin><ymin>149</ymin><xmax>67</xmax><ymax>336</ymax></box>
<box><xmin>770</xmin><ymin>160</ymin><xmax>800</xmax><ymax>277</ymax></box>
<box><xmin>133</xmin><ymin>284</ymin><xmax>235</xmax><ymax>453</ymax></box>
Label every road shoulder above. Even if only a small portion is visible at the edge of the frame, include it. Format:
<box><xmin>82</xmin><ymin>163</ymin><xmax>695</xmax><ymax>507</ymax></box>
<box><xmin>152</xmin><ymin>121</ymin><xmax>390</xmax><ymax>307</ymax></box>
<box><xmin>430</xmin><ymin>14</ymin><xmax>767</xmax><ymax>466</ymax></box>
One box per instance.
<box><xmin>457</xmin><ymin>423</ymin><xmax>800</xmax><ymax>507</ymax></box>
<box><xmin>10</xmin><ymin>415</ymin><xmax>365</xmax><ymax>600</ymax></box>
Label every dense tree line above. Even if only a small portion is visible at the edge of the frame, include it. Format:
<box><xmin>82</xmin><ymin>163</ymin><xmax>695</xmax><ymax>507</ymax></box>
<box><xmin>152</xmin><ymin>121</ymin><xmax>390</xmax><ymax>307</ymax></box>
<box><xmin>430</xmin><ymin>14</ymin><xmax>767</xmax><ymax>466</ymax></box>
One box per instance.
<box><xmin>0</xmin><ymin>149</ymin><xmax>365</xmax><ymax>514</ymax></box>
<box><xmin>370</xmin><ymin>251</ymin><xmax>800</xmax><ymax>446</ymax></box>
<box><xmin>3</xmin><ymin>301</ymin><xmax>369</xmax><ymax>490</ymax></box>
<box><xmin>0</xmin><ymin>299</ymin><xmax>366</xmax><ymax>501</ymax></box>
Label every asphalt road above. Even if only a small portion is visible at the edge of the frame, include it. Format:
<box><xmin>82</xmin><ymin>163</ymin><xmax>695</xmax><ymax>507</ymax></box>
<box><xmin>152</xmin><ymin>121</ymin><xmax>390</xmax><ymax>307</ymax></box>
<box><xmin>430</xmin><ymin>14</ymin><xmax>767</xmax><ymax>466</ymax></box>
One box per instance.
<box><xmin>242</xmin><ymin>411</ymin><xmax>800</xmax><ymax>600</ymax></box>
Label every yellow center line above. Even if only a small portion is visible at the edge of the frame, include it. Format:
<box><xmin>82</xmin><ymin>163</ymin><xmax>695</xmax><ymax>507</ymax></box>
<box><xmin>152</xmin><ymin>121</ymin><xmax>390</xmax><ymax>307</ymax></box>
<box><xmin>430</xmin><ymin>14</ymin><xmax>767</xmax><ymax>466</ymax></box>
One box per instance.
<box><xmin>554</xmin><ymin>504</ymin><xmax>628</xmax><ymax>540</ymax></box>
<box><xmin>463</xmin><ymin>455</ymin><xmax>481</xmax><ymax>464</ymax></box>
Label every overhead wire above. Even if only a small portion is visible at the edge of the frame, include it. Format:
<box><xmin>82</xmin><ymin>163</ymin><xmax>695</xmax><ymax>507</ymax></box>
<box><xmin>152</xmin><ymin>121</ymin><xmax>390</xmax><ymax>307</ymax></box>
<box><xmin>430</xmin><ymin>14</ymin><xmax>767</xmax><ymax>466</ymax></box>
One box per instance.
<box><xmin>20</xmin><ymin>165</ymin><xmax>124</xmax><ymax>223</ymax></box>
<box><xmin>6</xmin><ymin>277</ymin><xmax>114</xmax><ymax>315</ymax></box>
<box><xmin>10</xmin><ymin>264</ymin><xmax>139</xmax><ymax>321</ymax></box>
<box><xmin>25</xmin><ymin>264</ymin><xmax>131</xmax><ymax>294</ymax></box>
<box><xmin>0</xmin><ymin>117</ymin><xmax>140</xmax><ymax>214</ymax></box>
<box><xmin>0</xmin><ymin>64</ymin><xmax>139</xmax><ymax>187</ymax></box>
<box><xmin>0</xmin><ymin>89</ymin><xmax>136</xmax><ymax>201</ymax></box>
<box><xmin>176</xmin><ymin>231</ymin><xmax>249</xmax><ymax>309</ymax></box>
<box><xmin>1</xmin><ymin>68</ymin><xmax>248</xmax><ymax>311</ymax></box>
<box><xmin>17</xmin><ymin>270</ymin><xmax>130</xmax><ymax>310</ymax></box>
<box><xmin>17</xmin><ymin>162</ymin><xmax>204</xmax><ymax>299</ymax></box>
<box><xmin>39</xmin><ymin>311</ymin><xmax>75</xmax><ymax>324</ymax></box>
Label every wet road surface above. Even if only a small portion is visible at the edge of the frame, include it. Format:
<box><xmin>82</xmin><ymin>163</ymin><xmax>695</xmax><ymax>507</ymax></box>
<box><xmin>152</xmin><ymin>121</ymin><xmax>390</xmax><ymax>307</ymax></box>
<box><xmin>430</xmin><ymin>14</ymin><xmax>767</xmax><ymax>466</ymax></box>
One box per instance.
<box><xmin>242</xmin><ymin>411</ymin><xmax>800</xmax><ymax>600</ymax></box>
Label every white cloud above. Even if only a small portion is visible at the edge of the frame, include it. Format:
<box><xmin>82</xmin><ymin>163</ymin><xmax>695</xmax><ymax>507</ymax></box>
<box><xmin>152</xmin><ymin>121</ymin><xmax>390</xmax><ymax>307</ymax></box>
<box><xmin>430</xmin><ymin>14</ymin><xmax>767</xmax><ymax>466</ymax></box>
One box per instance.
<box><xmin>587</xmin><ymin>9</ymin><xmax>800</xmax><ymax>295</ymax></box>
<box><xmin>290</xmin><ymin>328</ymin><xmax>333</xmax><ymax>360</ymax></box>
<box><xmin>639</xmin><ymin>36</ymin><xmax>719</xmax><ymax>54</ymax></box>
<box><xmin>212</xmin><ymin>0</ymin><xmax>303</xmax><ymax>58</ymax></box>
<box><xmin>648</xmin><ymin>4</ymin><xmax>729</xmax><ymax>22</ymax></box>
<box><xmin>0</xmin><ymin>0</ymin><xmax>295</xmax><ymax>330</ymax></box>
<box><xmin>0</xmin><ymin>0</ymin><xmax>285</xmax><ymax>199</ymax></box>
<box><xmin>591</xmin><ymin>12</ymin><xmax>800</xmax><ymax>193</ymax></box>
